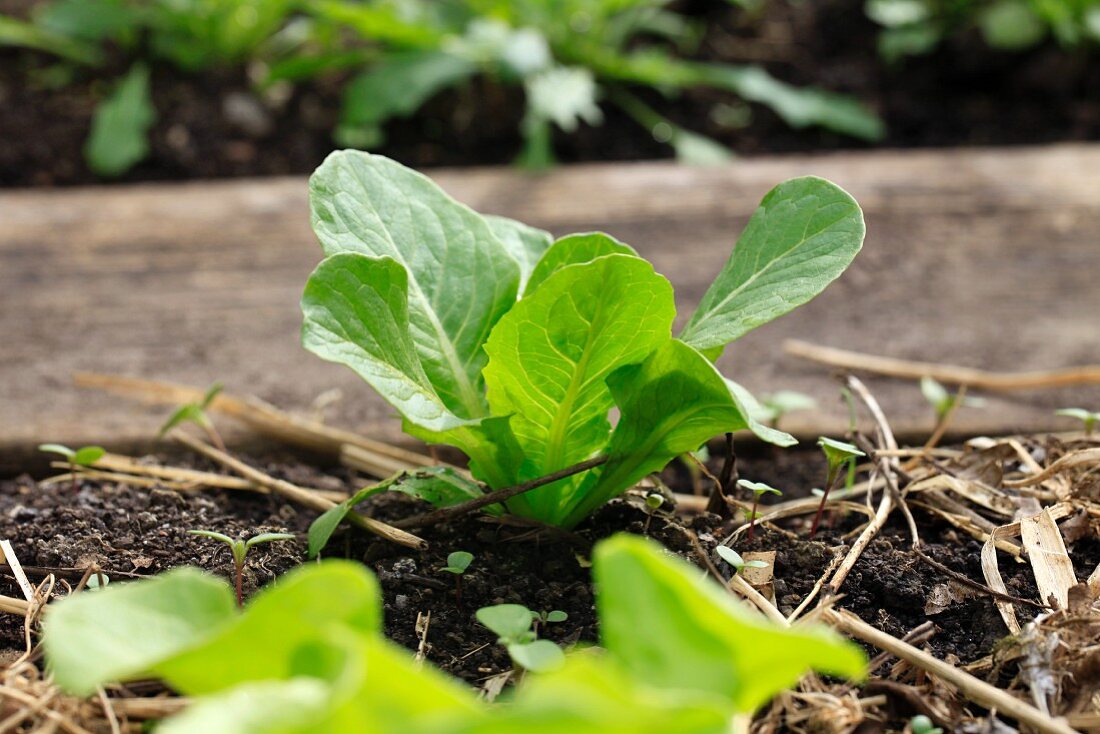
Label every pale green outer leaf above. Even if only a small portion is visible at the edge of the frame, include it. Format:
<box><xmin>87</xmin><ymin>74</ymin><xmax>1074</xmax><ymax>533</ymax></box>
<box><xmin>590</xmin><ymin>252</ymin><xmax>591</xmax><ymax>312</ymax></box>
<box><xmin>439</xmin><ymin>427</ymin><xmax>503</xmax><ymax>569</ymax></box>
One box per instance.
<box><xmin>679</xmin><ymin>177</ymin><xmax>865</xmax><ymax>352</ymax></box>
<box><xmin>560</xmin><ymin>340</ymin><xmax>748</xmax><ymax>527</ymax></box>
<box><xmin>38</xmin><ymin>443</ymin><xmax>74</xmax><ymax>459</ymax></box>
<box><xmin>156</xmin><ymin>562</ymin><xmax>381</xmax><ymax>695</ymax></box>
<box><xmin>309</xmin><ymin>151</ymin><xmax>520</xmax><ymax>418</ymax></box>
<box><xmin>725</xmin><ymin>378</ymin><xmax>798</xmax><ymax>447</ymax></box>
<box><xmin>485</xmin><ymin>214</ymin><xmax>553</xmax><ymax>292</ymax></box>
<box><xmin>524</xmin><ymin>233</ymin><xmax>638</xmax><ymax>296</ymax></box>
<box><xmin>483</xmin><ymin>255</ymin><xmax>675</xmax><ymax>519</ymax></box>
<box><xmin>44</xmin><ymin>568</ymin><xmax>236</xmax><ymax>696</ymax></box>
<box><xmin>85</xmin><ymin>64</ymin><xmax>155</xmax><ymax>177</ymax></box>
<box><xmin>302</xmin><ymin>253</ymin><xmax>470</xmax><ymax>433</ymax></box>
<box><xmin>594</xmin><ymin>535</ymin><xmax>866</xmax><ymax>713</ymax></box>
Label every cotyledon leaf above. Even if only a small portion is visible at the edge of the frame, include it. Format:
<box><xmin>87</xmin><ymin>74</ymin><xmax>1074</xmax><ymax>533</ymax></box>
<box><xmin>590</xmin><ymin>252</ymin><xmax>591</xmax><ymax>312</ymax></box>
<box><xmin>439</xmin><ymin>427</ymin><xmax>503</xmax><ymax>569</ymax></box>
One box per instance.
<box><xmin>483</xmin><ymin>254</ymin><xmax>675</xmax><ymax>520</ymax></box>
<box><xmin>485</xmin><ymin>214</ymin><xmax>554</xmax><ymax>292</ymax></box>
<box><xmin>309</xmin><ymin>150</ymin><xmax>520</xmax><ymax>418</ymax></box>
<box><xmin>559</xmin><ymin>339</ymin><xmax>749</xmax><ymax>527</ymax></box>
<box><xmin>679</xmin><ymin>176</ymin><xmax>865</xmax><ymax>352</ymax></box>
<box><xmin>524</xmin><ymin>232</ymin><xmax>638</xmax><ymax>296</ymax></box>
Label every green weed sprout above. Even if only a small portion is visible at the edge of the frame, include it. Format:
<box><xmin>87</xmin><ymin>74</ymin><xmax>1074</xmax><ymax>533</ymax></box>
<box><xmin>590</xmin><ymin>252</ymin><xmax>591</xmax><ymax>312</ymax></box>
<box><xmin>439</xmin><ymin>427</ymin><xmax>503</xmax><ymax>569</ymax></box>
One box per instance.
<box><xmin>920</xmin><ymin>376</ymin><xmax>985</xmax><ymax>421</ymax></box>
<box><xmin>159</xmin><ymin>382</ymin><xmax>225</xmax><ymax>450</ymax></box>
<box><xmin>38</xmin><ymin>443</ymin><xmax>106</xmax><ymax>492</ymax></box>
<box><xmin>810</xmin><ymin>438</ymin><xmax>865</xmax><ymax>539</ymax></box>
<box><xmin>715</xmin><ymin>546</ymin><xmax>768</xmax><ymax>575</ymax></box>
<box><xmin>475</xmin><ymin>603</ymin><xmax>564</xmax><ymax>673</ymax></box>
<box><xmin>1055</xmin><ymin>407</ymin><xmax>1100</xmax><ymax>437</ymax></box>
<box><xmin>189</xmin><ymin>530</ymin><xmax>295</xmax><ymax>607</ymax></box>
<box><xmin>439</xmin><ymin>551</ymin><xmax>474</xmax><ymax>608</ymax></box>
<box><xmin>759</xmin><ymin>390</ymin><xmax>817</xmax><ymax>429</ymax></box>
<box><xmin>736</xmin><ymin>479</ymin><xmax>782</xmax><ymax>541</ymax></box>
<box><xmin>909</xmin><ymin>714</ymin><xmax>943</xmax><ymax>734</ymax></box>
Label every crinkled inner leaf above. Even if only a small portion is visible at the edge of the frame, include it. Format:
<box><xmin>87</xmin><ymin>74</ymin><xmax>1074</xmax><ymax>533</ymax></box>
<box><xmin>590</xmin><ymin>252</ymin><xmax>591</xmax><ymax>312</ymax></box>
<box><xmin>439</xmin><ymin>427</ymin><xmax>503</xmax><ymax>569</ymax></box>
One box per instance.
<box><xmin>523</xmin><ymin>232</ymin><xmax>637</xmax><ymax>296</ymax></box>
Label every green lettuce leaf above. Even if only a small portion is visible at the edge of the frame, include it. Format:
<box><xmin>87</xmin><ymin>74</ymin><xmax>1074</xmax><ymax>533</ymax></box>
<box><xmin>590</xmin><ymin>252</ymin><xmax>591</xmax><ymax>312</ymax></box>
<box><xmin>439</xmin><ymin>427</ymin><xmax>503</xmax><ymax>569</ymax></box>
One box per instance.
<box><xmin>679</xmin><ymin>177</ymin><xmax>865</xmax><ymax>352</ymax></box>
<box><xmin>524</xmin><ymin>232</ymin><xmax>637</xmax><ymax>296</ymax></box>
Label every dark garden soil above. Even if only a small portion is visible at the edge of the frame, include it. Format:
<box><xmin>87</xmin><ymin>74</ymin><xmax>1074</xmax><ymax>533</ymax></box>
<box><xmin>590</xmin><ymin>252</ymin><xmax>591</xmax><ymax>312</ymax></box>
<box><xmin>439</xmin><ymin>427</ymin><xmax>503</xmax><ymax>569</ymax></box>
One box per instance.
<box><xmin>4</xmin><ymin>442</ymin><xmax>1097</xmax><ymax>696</ymax></box>
<box><xmin>3</xmin><ymin>0</ymin><xmax>1100</xmax><ymax>187</ymax></box>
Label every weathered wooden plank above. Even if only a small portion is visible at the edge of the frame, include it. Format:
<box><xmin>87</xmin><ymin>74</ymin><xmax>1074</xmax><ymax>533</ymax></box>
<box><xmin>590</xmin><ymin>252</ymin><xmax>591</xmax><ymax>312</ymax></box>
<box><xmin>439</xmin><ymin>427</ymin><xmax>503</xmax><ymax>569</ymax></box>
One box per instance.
<box><xmin>2</xmin><ymin>144</ymin><xmax>1099</xmax><ymax>473</ymax></box>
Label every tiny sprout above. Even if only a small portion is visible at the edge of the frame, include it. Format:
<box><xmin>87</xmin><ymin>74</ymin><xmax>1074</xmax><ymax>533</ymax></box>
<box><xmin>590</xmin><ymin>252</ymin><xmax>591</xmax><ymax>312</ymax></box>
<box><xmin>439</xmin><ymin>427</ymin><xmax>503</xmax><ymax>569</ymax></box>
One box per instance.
<box><xmin>909</xmin><ymin>715</ymin><xmax>943</xmax><ymax>734</ymax></box>
<box><xmin>39</xmin><ymin>443</ymin><xmax>106</xmax><ymax>492</ymax></box>
<box><xmin>920</xmin><ymin>376</ymin><xmax>985</xmax><ymax>422</ymax></box>
<box><xmin>736</xmin><ymin>479</ymin><xmax>782</xmax><ymax>541</ymax></box>
<box><xmin>810</xmin><ymin>438</ymin><xmax>865</xmax><ymax>539</ymax></box>
<box><xmin>715</xmin><ymin>545</ymin><xmax>768</xmax><ymax>574</ymax></box>
<box><xmin>189</xmin><ymin>530</ymin><xmax>295</xmax><ymax>607</ymax></box>
<box><xmin>645</xmin><ymin>493</ymin><xmax>665</xmax><ymax>510</ymax></box>
<box><xmin>476</xmin><ymin>603</ymin><xmax>564</xmax><ymax>673</ymax></box>
<box><xmin>159</xmin><ymin>382</ymin><xmax>226</xmax><ymax>450</ymax></box>
<box><xmin>1055</xmin><ymin>408</ymin><xmax>1099</xmax><ymax>437</ymax></box>
<box><xmin>759</xmin><ymin>390</ymin><xmax>817</xmax><ymax>429</ymax></box>
<box><xmin>439</xmin><ymin>550</ymin><xmax>474</xmax><ymax>608</ymax></box>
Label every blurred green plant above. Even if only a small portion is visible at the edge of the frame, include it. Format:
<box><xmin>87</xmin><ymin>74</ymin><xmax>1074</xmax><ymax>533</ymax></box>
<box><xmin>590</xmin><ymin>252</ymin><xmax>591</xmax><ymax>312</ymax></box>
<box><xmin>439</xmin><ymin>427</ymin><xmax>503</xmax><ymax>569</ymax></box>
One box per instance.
<box><xmin>38</xmin><ymin>443</ymin><xmax>106</xmax><ymax>492</ymax></box>
<box><xmin>1</xmin><ymin>0</ymin><xmax>883</xmax><ymax>177</ymax></box>
<box><xmin>43</xmin><ymin>535</ymin><xmax>864</xmax><ymax>732</ymax></box>
<box><xmin>866</xmin><ymin>0</ymin><xmax>1100</xmax><ymax>60</ymax></box>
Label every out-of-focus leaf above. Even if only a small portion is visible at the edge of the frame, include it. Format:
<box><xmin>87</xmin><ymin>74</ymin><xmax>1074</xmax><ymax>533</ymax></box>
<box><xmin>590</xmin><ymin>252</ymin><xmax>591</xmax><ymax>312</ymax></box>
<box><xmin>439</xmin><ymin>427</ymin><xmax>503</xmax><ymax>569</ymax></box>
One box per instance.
<box><xmin>84</xmin><ymin>64</ymin><xmax>155</xmax><ymax>177</ymax></box>
<box><xmin>980</xmin><ymin>0</ymin><xmax>1046</xmax><ymax>48</ymax></box>
<box><xmin>485</xmin><ymin>215</ymin><xmax>554</xmax><ymax>292</ymax></box>
<box><xmin>0</xmin><ymin>15</ymin><xmax>103</xmax><ymax>63</ymax></box>
<box><xmin>594</xmin><ymin>535</ymin><xmax>866</xmax><ymax>713</ymax></box>
<box><xmin>525</xmin><ymin>66</ymin><xmax>603</xmax><ymax>132</ymax></box>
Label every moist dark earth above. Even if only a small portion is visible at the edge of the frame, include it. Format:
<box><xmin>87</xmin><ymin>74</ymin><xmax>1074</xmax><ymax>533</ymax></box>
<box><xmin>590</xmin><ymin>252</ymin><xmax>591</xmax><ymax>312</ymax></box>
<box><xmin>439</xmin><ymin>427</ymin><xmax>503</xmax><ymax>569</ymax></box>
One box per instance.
<box><xmin>3</xmin><ymin>445</ymin><xmax>1097</xmax><ymax>687</ymax></box>
<box><xmin>2</xmin><ymin>0</ymin><xmax>1099</xmax><ymax>186</ymax></box>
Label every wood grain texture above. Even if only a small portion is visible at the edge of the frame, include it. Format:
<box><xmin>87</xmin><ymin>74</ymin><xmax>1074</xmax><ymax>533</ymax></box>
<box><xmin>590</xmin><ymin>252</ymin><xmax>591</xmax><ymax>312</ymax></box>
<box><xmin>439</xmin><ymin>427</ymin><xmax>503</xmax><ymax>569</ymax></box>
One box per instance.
<box><xmin>2</xmin><ymin>144</ymin><xmax>1099</xmax><ymax>473</ymax></box>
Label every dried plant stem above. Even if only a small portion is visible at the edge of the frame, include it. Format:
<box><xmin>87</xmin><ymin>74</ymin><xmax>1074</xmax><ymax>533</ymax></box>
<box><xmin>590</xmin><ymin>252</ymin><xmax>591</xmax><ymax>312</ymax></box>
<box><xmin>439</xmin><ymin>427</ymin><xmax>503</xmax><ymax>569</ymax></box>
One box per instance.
<box><xmin>173</xmin><ymin>433</ymin><xmax>426</xmax><ymax>550</ymax></box>
<box><xmin>394</xmin><ymin>456</ymin><xmax>609</xmax><ymax>530</ymax></box>
<box><xmin>785</xmin><ymin>340</ymin><xmax>1100</xmax><ymax>391</ymax></box>
<box><xmin>824</xmin><ymin>609</ymin><xmax>1080</xmax><ymax>734</ymax></box>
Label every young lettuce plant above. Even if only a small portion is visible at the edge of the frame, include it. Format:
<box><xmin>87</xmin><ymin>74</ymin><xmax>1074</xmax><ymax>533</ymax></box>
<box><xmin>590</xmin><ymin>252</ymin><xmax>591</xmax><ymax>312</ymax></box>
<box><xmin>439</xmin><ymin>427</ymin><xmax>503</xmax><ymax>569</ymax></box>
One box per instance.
<box><xmin>38</xmin><ymin>443</ymin><xmax>105</xmax><ymax>492</ymax></box>
<box><xmin>715</xmin><ymin>545</ymin><xmax>768</xmax><ymax>575</ymax></box>
<box><xmin>189</xmin><ymin>530</ymin><xmax>295</xmax><ymax>607</ymax></box>
<box><xmin>810</xmin><ymin>438</ymin><xmax>865</xmax><ymax>539</ymax></box>
<box><xmin>159</xmin><ymin>382</ymin><xmax>226</xmax><ymax>450</ymax></box>
<box><xmin>476</xmin><ymin>603</ymin><xmax>565</xmax><ymax>673</ymax></box>
<box><xmin>757</xmin><ymin>390</ymin><xmax>817</xmax><ymax>430</ymax></box>
<box><xmin>736</xmin><ymin>479</ymin><xmax>782</xmax><ymax>541</ymax></box>
<box><xmin>301</xmin><ymin>151</ymin><xmax>865</xmax><ymax>530</ymax></box>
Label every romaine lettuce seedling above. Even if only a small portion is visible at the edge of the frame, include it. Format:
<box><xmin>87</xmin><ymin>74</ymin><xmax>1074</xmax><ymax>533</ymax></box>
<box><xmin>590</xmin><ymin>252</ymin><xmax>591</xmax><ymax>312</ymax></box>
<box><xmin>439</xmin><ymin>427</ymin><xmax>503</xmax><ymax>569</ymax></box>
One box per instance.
<box><xmin>909</xmin><ymin>714</ymin><xmax>944</xmax><ymax>734</ymax></box>
<box><xmin>1055</xmin><ymin>407</ymin><xmax>1100</xmax><ymax>437</ymax></box>
<box><xmin>475</xmin><ymin>603</ymin><xmax>564</xmax><ymax>673</ymax></box>
<box><xmin>810</xmin><ymin>438</ymin><xmax>865</xmax><ymax>539</ymax></box>
<box><xmin>301</xmin><ymin>152</ymin><xmax>865</xmax><ymax>529</ymax></box>
<box><xmin>736</xmin><ymin>479</ymin><xmax>783</xmax><ymax>541</ymax></box>
<box><xmin>758</xmin><ymin>390</ymin><xmax>817</xmax><ymax>430</ymax></box>
<box><xmin>159</xmin><ymin>382</ymin><xmax>226</xmax><ymax>450</ymax></box>
<box><xmin>189</xmin><ymin>530</ymin><xmax>295</xmax><ymax>607</ymax></box>
<box><xmin>38</xmin><ymin>443</ymin><xmax>106</xmax><ymax>492</ymax></box>
<box><xmin>920</xmin><ymin>376</ymin><xmax>985</xmax><ymax>421</ymax></box>
<box><xmin>439</xmin><ymin>550</ymin><xmax>473</xmax><ymax>608</ymax></box>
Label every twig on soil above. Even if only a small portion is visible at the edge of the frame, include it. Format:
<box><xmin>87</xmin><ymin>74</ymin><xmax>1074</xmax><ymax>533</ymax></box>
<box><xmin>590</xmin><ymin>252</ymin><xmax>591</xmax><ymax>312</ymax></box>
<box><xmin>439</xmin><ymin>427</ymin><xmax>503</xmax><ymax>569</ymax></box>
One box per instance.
<box><xmin>823</xmin><ymin>608</ymin><xmax>1080</xmax><ymax>734</ymax></box>
<box><xmin>784</xmin><ymin>340</ymin><xmax>1100</xmax><ymax>390</ymax></box>
<box><xmin>393</xmin><ymin>456</ymin><xmax>609</xmax><ymax>530</ymax></box>
<box><xmin>0</xmin><ymin>541</ymin><xmax>36</xmax><ymax>603</ymax></box>
<box><xmin>914</xmin><ymin>548</ymin><xmax>1047</xmax><ymax>609</ymax></box>
<box><xmin>786</xmin><ymin>550</ymin><xmax>846</xmax><ymax>622</ymax></box>
<box><xmin>172</xmin><ymin>432</ymin><xmax>427</xmax><ymax>550</ymax></box>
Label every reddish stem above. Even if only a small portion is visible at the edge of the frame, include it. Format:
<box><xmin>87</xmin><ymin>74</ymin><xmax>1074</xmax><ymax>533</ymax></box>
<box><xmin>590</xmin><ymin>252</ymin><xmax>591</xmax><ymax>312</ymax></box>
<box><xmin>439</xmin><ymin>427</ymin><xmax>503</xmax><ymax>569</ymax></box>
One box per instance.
<box><xmin>809</xmin><ymin>468</ymin><xmax>839</xmax><ymax>540</ymax></box>
<box><xmin>70</xmin><ymin>462</ymin><xmax>78</xmax><ymax>493</ymax></box>
<box><xmin>454</xmin><ymin>576</ymin><xmax>464</xmax><ymax>611</ymax></box>
<box><xmin>234</xmin><ymin>561</ymin><xmax>244</xmax><ymax>608</ymax></box>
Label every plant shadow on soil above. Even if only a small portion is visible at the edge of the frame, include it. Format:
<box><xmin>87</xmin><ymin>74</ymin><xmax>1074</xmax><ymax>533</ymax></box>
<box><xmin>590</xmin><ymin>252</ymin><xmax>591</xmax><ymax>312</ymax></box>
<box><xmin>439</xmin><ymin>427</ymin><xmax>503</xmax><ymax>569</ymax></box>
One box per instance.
<box><xmin>2</xmin><ymin>443</ymin><xmax>1098</xmax><ymax>692</ymax></box>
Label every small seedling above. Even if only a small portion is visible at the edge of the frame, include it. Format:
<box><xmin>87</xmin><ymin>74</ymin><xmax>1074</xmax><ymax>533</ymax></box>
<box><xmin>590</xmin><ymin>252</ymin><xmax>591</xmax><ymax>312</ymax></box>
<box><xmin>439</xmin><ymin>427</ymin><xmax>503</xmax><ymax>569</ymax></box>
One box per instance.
<box><xmin>189</xmin><ymin>530</ymin><xmax>295</xmax><ymax>607</ymax></box>
<box><xmin>38</xmin><ymin>444</ymin><xmax>106</xmax><ymax>492</ymax></box>
<box><xmin>475</xmin><ymin>603</ymin><xmax>564</xmax><ymax>673</ymax></box>
<box><xmin>921</xmin><ymin>376</ymin><xmax>985</xmax><ymax>421</ymax></box>
<box><xmin>533</xmin><ymin>609</ymin><xmax>568</xmax><ymax>634</ymax></box>
<box><xmin>909</xmin><ymin>714</ymin><xmax>943</xmax><ymax>734</ymax></box>
<box><xmin>159</xmin><ymin>382</ymin><xmax>226</xmax><ymax>450</ymax></box>
<box><xmin>439</xmin><ymin>551</ymin><xmax>474</xmax><ymax>608</ymax></box>
<box><xmin>736</xmin><ymin>479</ymin><xmax>783</xmax><ymax>541</ymax></box>
<box><xmin>643</xmin><ymin>492</ymin><xmax>665</xmax><ymax>533</ymax></box>
<box><xmin>759</xmin><ymin>390</ymin><xmax>817</xmax><ymax>429</ymax></box>
<box><xmin>1055</xmin><ymin>407</ymin><xmax>1100</xmax><ymax>437</ymax></box>
<box><xmin>810</xmin><ymin>438</ymin><xmax>865</xmax><ymax>539</ymax></box>
<box><xmin>715</xmin><ymin>545</ymin><xmax>768</xmax><ymax>575</ymax></box>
